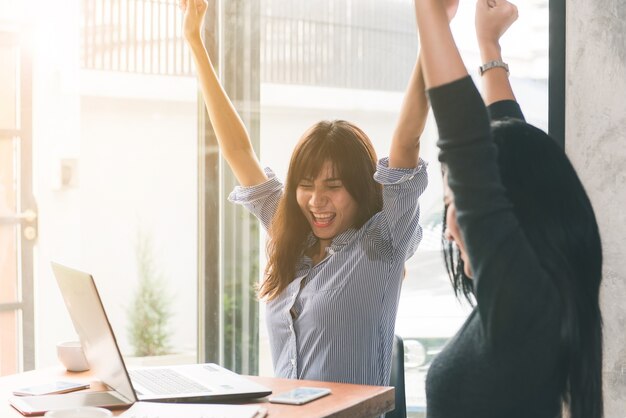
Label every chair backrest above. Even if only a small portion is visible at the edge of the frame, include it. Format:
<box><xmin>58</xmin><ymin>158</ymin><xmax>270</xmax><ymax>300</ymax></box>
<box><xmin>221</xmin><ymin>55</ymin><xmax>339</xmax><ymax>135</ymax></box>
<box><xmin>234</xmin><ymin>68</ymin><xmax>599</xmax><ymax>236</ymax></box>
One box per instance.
<box><xmin>385</xmin><ymin>334</ymin><xmax>407</xmax><ymax>418</ymax></box>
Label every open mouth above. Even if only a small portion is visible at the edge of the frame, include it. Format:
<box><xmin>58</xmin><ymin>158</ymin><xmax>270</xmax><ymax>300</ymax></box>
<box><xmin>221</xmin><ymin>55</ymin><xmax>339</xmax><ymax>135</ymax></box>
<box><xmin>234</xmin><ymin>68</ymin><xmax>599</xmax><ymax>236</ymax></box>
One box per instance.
<box><xmin>310</xmin><ymin>212</ymin><xmax>335</xmax><ymax>227</ymax></box>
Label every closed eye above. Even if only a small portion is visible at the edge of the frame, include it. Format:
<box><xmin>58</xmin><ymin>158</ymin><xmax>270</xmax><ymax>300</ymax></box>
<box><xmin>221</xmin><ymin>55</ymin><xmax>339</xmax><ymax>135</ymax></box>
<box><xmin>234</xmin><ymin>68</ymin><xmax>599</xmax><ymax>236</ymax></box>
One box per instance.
<box><xmin>325</xmin><ymin>180</ymin><xmax>343</xmax><ymax>189</ymax></box>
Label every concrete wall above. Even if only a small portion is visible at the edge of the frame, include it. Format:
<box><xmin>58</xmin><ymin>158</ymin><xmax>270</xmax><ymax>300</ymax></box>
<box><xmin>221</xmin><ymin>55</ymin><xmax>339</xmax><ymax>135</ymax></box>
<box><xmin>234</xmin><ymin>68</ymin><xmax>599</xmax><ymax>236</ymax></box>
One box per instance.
<box><xmin>566</xmin><ymin>1</ymin><xmax>626</xmax><ymax>416</ymax></box>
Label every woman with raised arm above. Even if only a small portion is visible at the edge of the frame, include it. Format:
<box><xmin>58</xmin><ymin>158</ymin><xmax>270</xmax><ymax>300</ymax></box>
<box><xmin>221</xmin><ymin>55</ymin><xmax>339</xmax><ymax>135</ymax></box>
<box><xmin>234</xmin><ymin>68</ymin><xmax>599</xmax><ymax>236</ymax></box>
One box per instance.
<box><xmin>181</xmin><ymin>0</ymin><xmax>429</xmax><ymax>386</ymax></box>
<box><xmin>415</xmin><ymin>0</ymin><xmax>604</xmax><ymax>417</ymax></box>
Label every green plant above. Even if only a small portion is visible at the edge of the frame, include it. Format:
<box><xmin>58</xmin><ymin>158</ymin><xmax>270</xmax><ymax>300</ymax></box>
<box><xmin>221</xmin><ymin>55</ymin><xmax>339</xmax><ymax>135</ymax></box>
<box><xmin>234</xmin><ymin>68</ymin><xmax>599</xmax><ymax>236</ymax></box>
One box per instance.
<box><xmin>127</xmin><ymin>230</ymin><xmax>172</xmax><ymax>357</ymax></box>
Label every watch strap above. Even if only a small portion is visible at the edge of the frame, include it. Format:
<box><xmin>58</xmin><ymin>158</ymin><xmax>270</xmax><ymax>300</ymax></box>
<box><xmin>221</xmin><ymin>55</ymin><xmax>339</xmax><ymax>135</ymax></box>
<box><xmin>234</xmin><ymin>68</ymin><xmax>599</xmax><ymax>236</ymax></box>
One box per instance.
<box><xmin>479</xmin><ymin>60</ymin><xmax>509</xmax><ymax>76</ymax></box>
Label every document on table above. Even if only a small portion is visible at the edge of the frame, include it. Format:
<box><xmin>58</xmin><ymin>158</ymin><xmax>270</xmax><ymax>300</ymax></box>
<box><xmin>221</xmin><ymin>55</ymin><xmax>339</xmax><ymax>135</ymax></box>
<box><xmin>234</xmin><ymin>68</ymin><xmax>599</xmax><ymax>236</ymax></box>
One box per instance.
<box><xmin>119</xmin><ymin>401</ymin><xmax>268</xmax><ymax>418</ymax></box>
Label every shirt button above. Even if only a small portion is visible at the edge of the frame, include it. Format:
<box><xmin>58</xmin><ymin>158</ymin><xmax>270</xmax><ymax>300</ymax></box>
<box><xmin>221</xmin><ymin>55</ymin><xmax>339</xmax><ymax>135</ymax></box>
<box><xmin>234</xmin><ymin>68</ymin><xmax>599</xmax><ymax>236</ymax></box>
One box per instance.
<box><xmin>290</xmin><ymin>359</ymin><xmax>296</xmax><ymax>366</ymax></box>
<box><xmin>289</xmin><ymin>324</ymin><xmax>294</xmax><ymax>332</ymax></box>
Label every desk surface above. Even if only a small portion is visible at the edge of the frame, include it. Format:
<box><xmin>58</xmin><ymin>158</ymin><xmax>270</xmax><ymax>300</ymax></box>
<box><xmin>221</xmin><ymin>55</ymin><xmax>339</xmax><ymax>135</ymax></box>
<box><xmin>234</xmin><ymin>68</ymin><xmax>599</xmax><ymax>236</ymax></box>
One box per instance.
<box><xmin>1</xmin><ymin>367</ymin><xmax>394</xmax><ymax>418</ymax></box>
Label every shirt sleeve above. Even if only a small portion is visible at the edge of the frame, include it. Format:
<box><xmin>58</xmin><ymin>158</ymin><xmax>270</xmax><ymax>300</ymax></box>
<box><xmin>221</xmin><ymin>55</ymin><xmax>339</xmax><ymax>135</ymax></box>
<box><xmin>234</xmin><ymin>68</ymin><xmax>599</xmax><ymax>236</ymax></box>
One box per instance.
<box><xmin>428</xmin><ymin>76</ymin><xmax>559</xmax><ymax>350</ymax></box>
<box><xmin>371</xmin><ymin>157</ymin><xmax>428</xmax><ymax>261</ymax></box>
<box><xmin>487</xmin><ymin>99</ymin><xmax>526</xmax><ymax>122</ymax></box>
<box><xmin>228</xmin><ymin>167</ymin><xmax>283</xmax><ymax>233</ymax></box>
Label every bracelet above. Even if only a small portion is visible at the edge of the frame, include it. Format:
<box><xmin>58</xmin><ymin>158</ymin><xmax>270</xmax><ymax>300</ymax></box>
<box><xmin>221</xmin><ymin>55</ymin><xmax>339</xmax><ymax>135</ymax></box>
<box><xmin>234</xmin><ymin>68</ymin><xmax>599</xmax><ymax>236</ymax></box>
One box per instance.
<box><xmin>479</xmin><ymin>60</ymin><xmax>509</xmax><ymax>76</ymax></box>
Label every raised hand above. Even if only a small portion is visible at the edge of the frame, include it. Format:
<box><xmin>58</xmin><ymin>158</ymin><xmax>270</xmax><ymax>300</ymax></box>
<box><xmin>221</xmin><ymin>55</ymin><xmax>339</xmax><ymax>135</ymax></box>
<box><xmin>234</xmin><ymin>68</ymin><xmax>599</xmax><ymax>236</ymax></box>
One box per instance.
<box><xmin>475</xmin><ymin>0</ymin><xmax>518</xmax><ymax>104</ymax></box>
<box><xmin>475</xmin><ymin>0</ymin><xmax>518</xmax><ymax>46</ymax></box>
<box><xmin>181</xmin><ymin>0</ymin><xmax>208</xmax><ymax>41</ymax></box>
<box><xmin>179</xmin><ymin>0</ymin><xmax>266</xmax><ymax>186</ymax></box>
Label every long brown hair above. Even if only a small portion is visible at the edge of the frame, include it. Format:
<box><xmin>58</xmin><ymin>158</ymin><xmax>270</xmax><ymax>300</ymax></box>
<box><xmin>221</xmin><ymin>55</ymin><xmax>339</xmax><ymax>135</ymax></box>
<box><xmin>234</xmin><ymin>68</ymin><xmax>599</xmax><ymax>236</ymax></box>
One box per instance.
<box><xmin>259</xmin><ymin>120</ymin><xmax>382</xmax><ymax>300</ymax></box>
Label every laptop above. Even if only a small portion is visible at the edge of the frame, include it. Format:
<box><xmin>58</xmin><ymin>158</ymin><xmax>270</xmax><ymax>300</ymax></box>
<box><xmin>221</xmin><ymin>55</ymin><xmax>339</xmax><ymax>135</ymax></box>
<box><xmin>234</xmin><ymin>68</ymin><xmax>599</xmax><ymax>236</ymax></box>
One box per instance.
<box><xmin>10</xmin><ymin>262</ymin><xmax>272</xmax><ymax>415</ymax></box>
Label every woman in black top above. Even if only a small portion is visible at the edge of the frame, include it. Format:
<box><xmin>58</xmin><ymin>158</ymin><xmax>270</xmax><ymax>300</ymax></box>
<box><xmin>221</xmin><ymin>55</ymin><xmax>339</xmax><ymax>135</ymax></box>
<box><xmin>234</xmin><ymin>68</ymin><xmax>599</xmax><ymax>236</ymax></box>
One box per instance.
<box><xmin>413</xmin><ymin>0</ymin><xmax>604</xmax><ymax>417</ymax></box>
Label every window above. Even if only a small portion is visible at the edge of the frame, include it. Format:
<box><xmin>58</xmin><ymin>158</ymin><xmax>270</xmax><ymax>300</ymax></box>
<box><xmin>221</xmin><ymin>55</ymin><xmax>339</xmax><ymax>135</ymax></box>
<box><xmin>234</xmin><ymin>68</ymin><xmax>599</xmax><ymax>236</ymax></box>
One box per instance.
<box><xmin>0</xmin><ymin>6</ymin><xmax>35</xmax><ymax>375</ymax></box>
<box><xmin>0</xmin><ymin>0</ymin><xmax>200</xmax><ymax>372</ymax></box>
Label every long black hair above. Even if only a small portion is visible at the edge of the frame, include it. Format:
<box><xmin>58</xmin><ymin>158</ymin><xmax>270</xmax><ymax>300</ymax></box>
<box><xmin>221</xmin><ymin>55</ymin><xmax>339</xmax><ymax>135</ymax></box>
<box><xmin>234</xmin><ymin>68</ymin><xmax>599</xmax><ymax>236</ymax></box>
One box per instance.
<box><xmin>442</xmin><ymin>205</ymin><xmax>474</xmax><ymax>306</ymax></box>
<box><xmin>442</xmin><ymin>118</ymin><xmax>603</xmax><ymax>418</ymax></box>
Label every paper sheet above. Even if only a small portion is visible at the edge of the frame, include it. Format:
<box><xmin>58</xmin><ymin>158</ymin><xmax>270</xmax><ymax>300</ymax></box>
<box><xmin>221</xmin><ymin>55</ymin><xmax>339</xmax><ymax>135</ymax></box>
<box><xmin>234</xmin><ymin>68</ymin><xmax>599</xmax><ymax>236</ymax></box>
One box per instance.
<box><xmin>119</xmin><ymin>401</ymin><xmax>267</xmax><ymax>418</ymax></box>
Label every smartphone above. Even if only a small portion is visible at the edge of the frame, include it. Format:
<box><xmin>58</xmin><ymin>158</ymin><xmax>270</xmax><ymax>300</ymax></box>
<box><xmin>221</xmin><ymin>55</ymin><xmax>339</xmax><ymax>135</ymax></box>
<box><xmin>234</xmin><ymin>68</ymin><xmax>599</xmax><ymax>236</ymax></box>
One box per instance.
<box><xmin>9</xmin><ymin>391</ymin><xmax>131</xmax><ymax>417</ymax></box>
<box><xmin>268</xmin><ymin>387</ymin><xmax>331</xmax><ymax>405</ymax></box>
<box><xmin>12</xmin><ymin>381</ymin><xmax>90</xmax><ymax>396</ymax></box>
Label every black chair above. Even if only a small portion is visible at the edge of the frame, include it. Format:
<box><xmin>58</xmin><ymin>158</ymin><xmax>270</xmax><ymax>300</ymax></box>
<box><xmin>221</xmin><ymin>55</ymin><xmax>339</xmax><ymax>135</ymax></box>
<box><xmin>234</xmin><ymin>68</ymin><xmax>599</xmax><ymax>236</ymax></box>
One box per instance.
<box><xmin>386</xmin><ymin>334</ymin><xmax>407</xmax><ymax>418</ymax></box>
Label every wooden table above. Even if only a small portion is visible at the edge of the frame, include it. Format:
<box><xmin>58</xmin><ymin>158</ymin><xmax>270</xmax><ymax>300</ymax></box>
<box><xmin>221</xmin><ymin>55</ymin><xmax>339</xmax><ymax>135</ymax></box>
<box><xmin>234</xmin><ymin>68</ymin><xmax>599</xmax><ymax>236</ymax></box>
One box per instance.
<box><xmin>1</xmin><ymin>367</ymin><xmax>394</xmax><ymax>418</ymax></box>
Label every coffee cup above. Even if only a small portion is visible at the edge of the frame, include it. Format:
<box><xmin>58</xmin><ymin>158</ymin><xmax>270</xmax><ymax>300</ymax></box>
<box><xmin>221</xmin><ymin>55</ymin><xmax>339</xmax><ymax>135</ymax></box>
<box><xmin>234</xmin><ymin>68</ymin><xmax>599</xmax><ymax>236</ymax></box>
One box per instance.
<box><xmin>56</xmin><ymin>341</ymin><xmax>90</xmax><ymax>372</ymax></box>
<box><xmin>44</xmin><ymin>407</ymin><xmax>112</xmax><ymax>418</ymax></box>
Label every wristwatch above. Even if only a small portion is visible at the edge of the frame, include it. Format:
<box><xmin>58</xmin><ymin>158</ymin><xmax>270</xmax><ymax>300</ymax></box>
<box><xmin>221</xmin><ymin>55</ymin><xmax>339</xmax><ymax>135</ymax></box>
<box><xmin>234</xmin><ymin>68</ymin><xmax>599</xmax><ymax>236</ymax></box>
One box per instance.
<box><xmin>479</xmin><ymin>60</ymin><xmax>509</xmax><ymax>76</ymax></box>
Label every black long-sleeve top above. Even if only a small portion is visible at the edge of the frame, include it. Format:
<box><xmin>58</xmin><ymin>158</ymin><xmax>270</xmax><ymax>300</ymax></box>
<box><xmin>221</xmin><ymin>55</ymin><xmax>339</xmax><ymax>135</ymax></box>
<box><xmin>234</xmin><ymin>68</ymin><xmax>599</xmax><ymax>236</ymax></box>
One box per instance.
<box><xmin>424</xmin><ymin>76</ymin><xmax>563</xmax><ymax>418</ymax></box>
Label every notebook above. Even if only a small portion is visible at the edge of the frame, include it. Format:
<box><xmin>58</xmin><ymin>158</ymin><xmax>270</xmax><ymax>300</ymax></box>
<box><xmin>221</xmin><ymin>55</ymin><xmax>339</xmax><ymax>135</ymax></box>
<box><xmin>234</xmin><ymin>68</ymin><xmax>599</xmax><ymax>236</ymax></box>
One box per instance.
<box><xmin>11</xmin><ymin>263</ymin><xmax>272</xmax><ymax>414</ymax></box>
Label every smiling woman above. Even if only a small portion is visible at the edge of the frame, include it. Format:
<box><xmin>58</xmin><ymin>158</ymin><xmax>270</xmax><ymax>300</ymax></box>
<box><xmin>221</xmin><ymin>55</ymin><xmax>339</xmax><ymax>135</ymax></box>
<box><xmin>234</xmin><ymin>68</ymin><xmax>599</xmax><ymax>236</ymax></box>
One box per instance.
<box><xmin>296</xmin><ymin>159</ymin><xmax>361</xmax><ymax>262</ymax></box>
<box><xmin>272</xmin><ymin>120</ymin><xmax>380</xmax><ymax>282</ymax></box>
<box><xmin>183</xmin><ymin>0</ymin><xmax>430</xmax><ymax>388</ymax></box>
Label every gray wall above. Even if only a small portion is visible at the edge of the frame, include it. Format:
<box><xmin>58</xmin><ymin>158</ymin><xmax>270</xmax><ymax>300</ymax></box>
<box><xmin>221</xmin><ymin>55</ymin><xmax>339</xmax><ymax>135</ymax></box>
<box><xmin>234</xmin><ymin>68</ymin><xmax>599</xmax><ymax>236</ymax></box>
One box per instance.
<box><xmin>566</xmin><ymin>1</ymin><xmax>626</xmax><ymax>416</ymax></box>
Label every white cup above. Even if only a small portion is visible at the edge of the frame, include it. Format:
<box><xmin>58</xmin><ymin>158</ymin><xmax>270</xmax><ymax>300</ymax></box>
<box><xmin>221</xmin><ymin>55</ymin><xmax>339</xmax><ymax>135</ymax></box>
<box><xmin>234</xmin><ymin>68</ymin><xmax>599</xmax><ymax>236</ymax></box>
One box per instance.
<box><xmin>56</xmin><ymin>341</ymin><xmax>90</xmax><ymax>372</ymax></box>
<box><xmin>44</xmin><ymin>407</ymin><xmax>112</xmax><ymax>418</ymax></box>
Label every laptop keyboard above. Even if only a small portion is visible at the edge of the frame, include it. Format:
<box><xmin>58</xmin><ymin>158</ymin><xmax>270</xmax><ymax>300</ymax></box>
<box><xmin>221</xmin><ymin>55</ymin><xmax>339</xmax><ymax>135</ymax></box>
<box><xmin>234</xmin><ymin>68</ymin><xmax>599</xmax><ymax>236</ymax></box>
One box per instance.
<box><xmin>129</xmin><ymin>368</ymin><xmax>210</xmax><ymax>395</ymax></box>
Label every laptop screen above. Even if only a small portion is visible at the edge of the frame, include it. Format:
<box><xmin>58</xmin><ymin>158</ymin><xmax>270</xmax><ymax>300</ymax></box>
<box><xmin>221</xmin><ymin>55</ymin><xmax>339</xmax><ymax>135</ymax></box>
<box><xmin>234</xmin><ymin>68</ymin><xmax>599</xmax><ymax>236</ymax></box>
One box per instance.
<box><xmin>52</xmin><ymin>262</ymin><xmax>137</xmax><ymax>404</ymax></box>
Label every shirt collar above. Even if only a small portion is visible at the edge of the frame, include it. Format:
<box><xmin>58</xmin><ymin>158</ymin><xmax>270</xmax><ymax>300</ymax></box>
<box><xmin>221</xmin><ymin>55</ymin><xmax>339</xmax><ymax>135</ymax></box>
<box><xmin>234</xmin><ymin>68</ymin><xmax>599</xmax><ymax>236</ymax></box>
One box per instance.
<box><xmin>304</xmin><ymin>227</ymin><xmax>359</xmax><ymax>254</ymax></box>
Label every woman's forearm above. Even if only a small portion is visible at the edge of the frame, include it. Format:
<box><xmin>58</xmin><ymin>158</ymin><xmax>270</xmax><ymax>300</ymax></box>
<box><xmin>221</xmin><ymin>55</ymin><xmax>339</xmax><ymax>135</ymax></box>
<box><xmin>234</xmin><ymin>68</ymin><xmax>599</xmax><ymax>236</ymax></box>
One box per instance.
<box><xmin>475</xmin><ymin>0</ymin><xmax>519</xmax><ymax>105</ymax></box>
<box><xmin>389</xmin><ymin>56</ymin><xmax>428</xmax><ymax>168</ymax></box>
<box><xmin>477</xmin><ymin>41</ymin><xmax>515</xmax><ymax>105</ymax></box>
<box><xmin>187</xmin><ymin>35</ymin><xmax>267</xmax><ymax>186</ymax></box>
<box><xmin>413</xmin><ymin>0</ymin><xmax>467</xmax><ymax>89</ymax></box>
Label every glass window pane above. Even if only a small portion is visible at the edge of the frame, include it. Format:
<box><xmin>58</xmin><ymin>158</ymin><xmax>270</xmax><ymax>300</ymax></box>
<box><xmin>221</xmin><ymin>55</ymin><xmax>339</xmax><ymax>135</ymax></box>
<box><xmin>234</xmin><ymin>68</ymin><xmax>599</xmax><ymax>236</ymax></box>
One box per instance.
<box><xmin>0</xmin><ymin>224</ymin><xmax>18</xmax><ymax>304</ymax></box>
<box><xmin>0</xmin><ymin>138</ymin><xmax>18</xmax><ymax>305</ymax></box>
<box><xmin>0</xmin><ymin>138</ymin><xmax>17</xmax><ymax>213</ymax></box>
<box><xmin>0</xmin><ymin>0</ymin><xmax>19</xmax><ymax>22</ymax></box>
<box><xmin>78</xmin><ymin>97</ymin><xmax>199</xmax><ymax>364</ymax></box>
<box><xmin>0</xmin><ymin>45</ymin><xmax>17</xmax><ymax>130</ymax></box>
<box><xmin>29</xmin><ymin>0</ymin><xmax>199</xmax><ymax>369</ymax></box>
<box><xmin>0</xmin><ymin>310</ymin><xmax>19</xmax><ymax>376</ymax></box>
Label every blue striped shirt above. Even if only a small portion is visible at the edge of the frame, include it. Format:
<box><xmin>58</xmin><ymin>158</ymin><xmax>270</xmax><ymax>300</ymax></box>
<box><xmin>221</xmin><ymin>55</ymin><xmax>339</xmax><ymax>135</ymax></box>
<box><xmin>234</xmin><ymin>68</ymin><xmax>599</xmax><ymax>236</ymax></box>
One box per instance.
<box><xmin>229</xmin><ymin>157</ymin><xmax>428</xmax><ymax>386</ymax></box>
